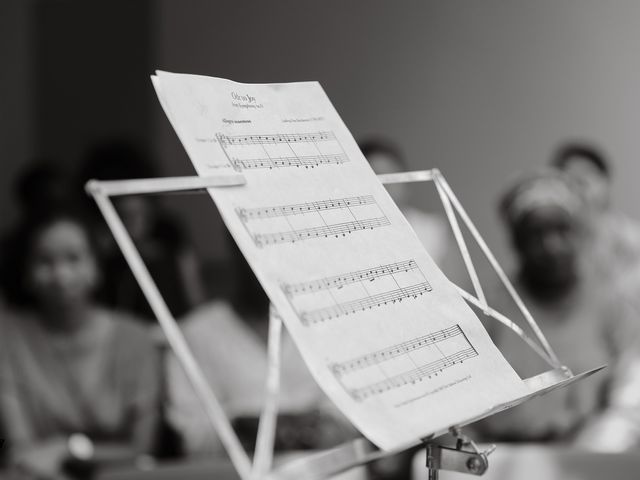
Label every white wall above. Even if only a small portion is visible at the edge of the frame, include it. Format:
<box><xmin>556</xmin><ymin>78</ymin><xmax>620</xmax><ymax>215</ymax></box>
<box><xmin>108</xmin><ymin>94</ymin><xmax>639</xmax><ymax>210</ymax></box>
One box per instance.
<box><xmin>155</xmin><ymin>0</ymin><xmax>640</xmax><ymax>264</ymax></box>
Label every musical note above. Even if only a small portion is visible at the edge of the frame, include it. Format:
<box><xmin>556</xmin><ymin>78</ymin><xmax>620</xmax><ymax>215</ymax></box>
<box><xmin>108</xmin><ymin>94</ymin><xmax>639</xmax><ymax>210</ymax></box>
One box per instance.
<box><xmin>282</xmin><ymin>259</ymin><xmax>432</xmax><ymax>325</ymax></box>
<box><xmin>348</xmin><ymin>347</ymin><xmax>478</xmax><ymax>402</ymax></box>
<box><xmin>283</xmin><ymin>259</ymin><xmax>419</xmax><ymax>296</ymax></box>
<box><xmin>237</xmin><ymin>195</ymin><xmax>390</xmax><ymax>248</ymax></box>
<box><xmin>253</xmin><ymin>217</ymin><xmax>390</xmax><ymax>247</ymax></box>
<box><xmin>218</xmin><ymin>131</ymin><xmax>337</xmax><ymax>146</ymax></box>
<box><xmin>299</xmin><ymin>282</ymin><xmax>431</xmax><ymax>325</ymax></box>
<box><xmin>237</xmin><ymin>195</ymin><xmax>376</xmax><ymax>221</ymax></box>
<box><xmin>216</xmin><ymin>131</ymin><xmax>349</xmax><ymax>171</ymax></box>
<box><xmin>330</xmin><ymin>325</ymin><xmax>464</xmax><ymax>376</ymax></box>
<box><xmin>231</xmin><ymin>154</ymin><xmax>348</xmax><ymax>170</ymax></box>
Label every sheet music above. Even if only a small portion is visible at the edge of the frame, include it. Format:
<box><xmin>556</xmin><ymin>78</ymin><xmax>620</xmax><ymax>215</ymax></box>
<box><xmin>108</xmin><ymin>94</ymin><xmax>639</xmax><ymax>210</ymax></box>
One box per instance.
<box><xmin>237</xmin><ymin>195</ymin><xmax>390</xmax><ymax>247</ymax></box>
<box><xmin>152</xmin><ymin>71</ymin><xmax>528</xmax><ymax>450</ymax></box>
<box><xmin>218</xmin><ymin>131</ymin><xmax>349</xmax><ymax>170</ymax></box>
<box><xmin>282</xmin><ymin>259</ymin><xmax>432</xmax><ymax>325</ymax></box>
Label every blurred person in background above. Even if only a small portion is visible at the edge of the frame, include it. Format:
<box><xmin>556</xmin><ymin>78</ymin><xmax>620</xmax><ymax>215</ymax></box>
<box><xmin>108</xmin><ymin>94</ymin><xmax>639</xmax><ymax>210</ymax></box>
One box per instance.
<box><xmin>0</xmin><ymin>207</ymin><xmax>161</xmax><ymax>479</ymax></box>
<box><xmin>166</xmin><ymin>235</ymin><xmax>357</xmax><ymax>457</ymax></box>
<box><xmin>476</xmin><ymin>170</ymin><xmax>640</xmax><ymax>443</ymax></box>
<box><xmin>574</xmin><ymin>324</ymin><xmax>640</xmax><ymax>452</ymax></box>
<box><xmin>551</xmin><ymin>143</ymin><xmax>640</xmax><ymax>280</ymax></box>
<box><xmin>77</xmin><ymin>140</ymin><xmax>205</xmax><ymax>322</ymax></box>
<box><xmin>0</xmin><ymin>162</ymin><xmax>71</xmax><ymax>306</ymax></box>
<box><xmin>550</xmin><ymin>146</ymin><xmax>640</xmax><ymax>449</ymax></box>
<box><xmin>360</xmin><ymin>138</ymin><xmax>450</xmax><ymax>266</ymax></box>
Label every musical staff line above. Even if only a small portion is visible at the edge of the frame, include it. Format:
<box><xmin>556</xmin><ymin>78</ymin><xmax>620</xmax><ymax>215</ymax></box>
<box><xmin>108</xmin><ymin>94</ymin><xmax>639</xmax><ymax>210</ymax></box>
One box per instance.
<box><xmin>216</xmin><ymin>131</ymin><xmax>349</xmax><ymax>171</ymax></box>
<box><xmin>237</xmin><ymin>196</ymin><xmax>375</xmax><ymax>221</ymax></box>
<box><xmin>253</xmin><ymin>217</ymin><xmax>391</xmax><ymax>247</ymax></box>
<box><xmin>218</xmin><ymin>131</ymin><xmax>337</xmax><ymax>146</ymax></box>
<box><xmin>299</xmin><ymin>282</ymin><xmax>431</xmax><ymax>325</ymax></box>
<box><xmin>237</xmin><ymin>195</ymin><xmax>390</xmax><ymax>248</ymax></box>
<box><xmin>231</xmin><ymin>153</ymin><xmax>348</xmax><ymax>170</ymax></box>
<box><xmin>281</xmin><ymin>259</ymin><xmax>432</xmax><ymax>325</ymax></box>
<box><xmin>348</xmin><ymin>347</ymin><xmax>478</xmax><ymax>402</ymax></box>
<box><xmin>331</xmin><ymin>325</ymin><xmax>464</xmax><ymax>376</ymax></box>
<box><xmin>283</xmin><ymin>259</ymin><xmax>419</xmax><ymax>296</ymax></box>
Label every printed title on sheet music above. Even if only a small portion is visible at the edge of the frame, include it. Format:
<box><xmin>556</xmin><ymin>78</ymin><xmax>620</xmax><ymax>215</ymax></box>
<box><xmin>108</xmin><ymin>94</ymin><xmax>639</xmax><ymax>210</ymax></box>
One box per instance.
<box><xmin>231</xmin><ymin>91</ymin><xmax>263</xmax><ymax>109</ymax></box>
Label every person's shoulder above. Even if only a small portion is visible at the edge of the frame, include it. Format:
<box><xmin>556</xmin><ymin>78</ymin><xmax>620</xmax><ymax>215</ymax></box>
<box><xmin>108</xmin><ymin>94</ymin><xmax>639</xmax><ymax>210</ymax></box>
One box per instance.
<box><xmin>0</xmin><ymin>307</ymin><xmax>15</xmax><ymax>353</ymax></box>
<box><xmin>178</xmin><ymin>301</ymin><xmax>248</xmax><ymax>349</ymax></box>
<box><xmin>0</xmin><ymin>306</ymin><xmax>18</xmax><ymax>328</ymax></box>
<box><xmin>181</xmin><ymin>301</ymin><xmax>241</xmax><ymax>331</ymax></box>
<box><xmin>603</xmin><ymin>213</ymin><xmax>640</xmax><ymax>243</ymax></box>
<box><xmin>101</xmin><ymin>308</ymin><xmax>154</xmax><ymax>345</ymax></box>
<box><xmin>0</xmin><ymin>307</ymin><xmax>38</xmax><ymax>337</ymax></box>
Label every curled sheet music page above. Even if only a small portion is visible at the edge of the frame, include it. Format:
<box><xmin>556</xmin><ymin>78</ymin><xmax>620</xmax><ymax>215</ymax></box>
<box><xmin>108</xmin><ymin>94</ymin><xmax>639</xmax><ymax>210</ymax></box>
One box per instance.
<box><xmin>152</xmin><ymin>71</ymin><xmax>528</xmax><ymax>450</ymax></box>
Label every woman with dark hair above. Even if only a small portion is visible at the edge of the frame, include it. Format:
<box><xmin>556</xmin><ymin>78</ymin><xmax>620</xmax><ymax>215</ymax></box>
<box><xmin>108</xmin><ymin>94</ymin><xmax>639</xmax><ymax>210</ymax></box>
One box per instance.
<box><xmin>0</xmin><ymin>161</ymin><xmax>71</xmax><ymax>307</ymax></box>
<box><xmin>0</xmin><ymin>208</ymin><xmax>161</xmax><ymax>479</ymax></box>
<box><xmin>477</xmin><ymin>171</ymin><xmax>640</xmax><ymax>443</ymax></box>
<box><xmin>551</xmin><ymin>142</ymin><xmax>640</xmax><ymax>283</ymax></box>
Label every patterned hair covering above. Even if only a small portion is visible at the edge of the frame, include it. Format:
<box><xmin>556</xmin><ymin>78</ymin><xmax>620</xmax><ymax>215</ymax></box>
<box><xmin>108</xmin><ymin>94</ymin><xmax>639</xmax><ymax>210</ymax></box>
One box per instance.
<box><xmin>500</xmin><ymin>169</ymin><xmax>583</xmax><ymax>227</ymax></box>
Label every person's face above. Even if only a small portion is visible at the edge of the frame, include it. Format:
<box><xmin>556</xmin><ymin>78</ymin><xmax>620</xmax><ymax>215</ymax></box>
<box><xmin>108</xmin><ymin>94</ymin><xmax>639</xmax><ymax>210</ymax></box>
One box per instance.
<box><xmin>28</xmin><ymin>220</ymin><xmax>98</xmax><ymax>310</ymax></box>
<box><xmin>563</xmin><ymin>157</ymin><xmax>610</xmax><ymax>212</ymax></box>
<box><xmin>366</xmin><ymin>152</ymin><xmax>408</xmax><ymax>205</ymax></box>
<box><xmin>513</xmin><ymin>206</ymin><xmax>581</xmax><ymax>288</ymax></box>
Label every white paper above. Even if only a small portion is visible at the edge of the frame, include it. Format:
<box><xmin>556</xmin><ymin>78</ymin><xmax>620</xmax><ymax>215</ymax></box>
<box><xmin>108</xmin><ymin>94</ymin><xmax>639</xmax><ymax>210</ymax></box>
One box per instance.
<box><xmin>152</xmin><ymin>71</ymin><xmax>528</xmax><ymax>450</ymax></box>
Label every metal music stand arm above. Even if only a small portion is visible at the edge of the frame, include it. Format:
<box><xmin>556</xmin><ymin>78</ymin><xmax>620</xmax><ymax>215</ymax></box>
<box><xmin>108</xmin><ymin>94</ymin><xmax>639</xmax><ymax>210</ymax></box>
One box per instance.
<box><xmin>87</xmin><ymin>170</ymin><xmax>604</xmax><ymax>480</ymax></box>
<box><xmin>86</xmin><ymin>173</ymin><xmax>255</xmax><ymax>480</ymax></box>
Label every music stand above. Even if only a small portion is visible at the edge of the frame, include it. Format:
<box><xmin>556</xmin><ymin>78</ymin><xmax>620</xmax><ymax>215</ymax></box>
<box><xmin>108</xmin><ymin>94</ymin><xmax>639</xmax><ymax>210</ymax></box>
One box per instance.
<box><xmin>86</xmin><ymin>169</ymin><xmax>602</xmax><ymax>480</ymax></box>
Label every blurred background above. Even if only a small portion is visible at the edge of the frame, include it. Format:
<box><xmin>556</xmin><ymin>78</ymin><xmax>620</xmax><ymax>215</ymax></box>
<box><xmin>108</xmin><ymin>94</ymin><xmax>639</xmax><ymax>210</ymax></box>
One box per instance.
<box><xmin>3</xmin><ymin>1</ymin><xmax>640</xmax><ymax>479</ymax></box>
<box><xmin>4</xmin><ymin>0</ymin><xmax>640</xmax><ymax>265</ymax></box>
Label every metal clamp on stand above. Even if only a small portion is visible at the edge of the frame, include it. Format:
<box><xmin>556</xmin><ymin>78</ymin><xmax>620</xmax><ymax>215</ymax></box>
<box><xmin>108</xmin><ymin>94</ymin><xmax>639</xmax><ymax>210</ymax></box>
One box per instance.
<box><xmin>425</xmin><ymin>428</ymin><xmax>495</xmax><ymax>479</ymax></box>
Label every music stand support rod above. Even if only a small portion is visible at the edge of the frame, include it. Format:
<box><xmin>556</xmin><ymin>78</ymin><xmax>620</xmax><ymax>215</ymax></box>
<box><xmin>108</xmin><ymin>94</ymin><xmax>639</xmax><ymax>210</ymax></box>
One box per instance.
<box><xmin>86</xmin><ymin>176</ymin><xmax>253</xmax><ymax>480</ymax></box>
<box><xmin>86</xmin><ymin>171</ymin><xmax>583</xmax><ymax>480</ymax></box>
<box><xmin>425</xmin><ymin>428</ymin><xmax>494</xmax><ymax>480</ymax></box>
